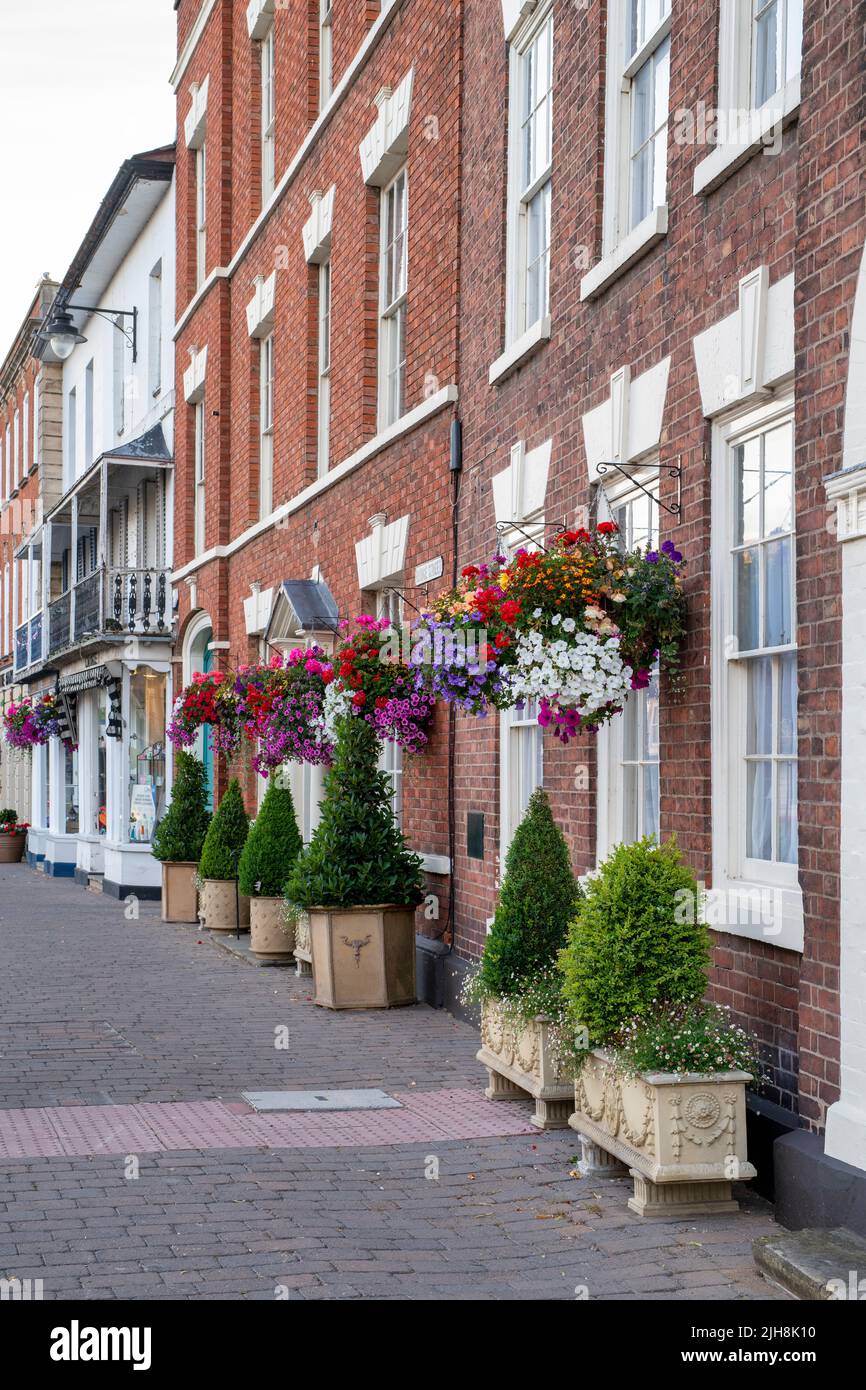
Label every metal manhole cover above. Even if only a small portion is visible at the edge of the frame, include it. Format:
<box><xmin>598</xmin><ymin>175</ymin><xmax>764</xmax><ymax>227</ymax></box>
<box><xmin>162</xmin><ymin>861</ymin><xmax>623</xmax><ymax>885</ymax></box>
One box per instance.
<box><xmin>241</xmin><ymin>1088</ymin><xmax>402</xmax><ymax>1113</ymax></box>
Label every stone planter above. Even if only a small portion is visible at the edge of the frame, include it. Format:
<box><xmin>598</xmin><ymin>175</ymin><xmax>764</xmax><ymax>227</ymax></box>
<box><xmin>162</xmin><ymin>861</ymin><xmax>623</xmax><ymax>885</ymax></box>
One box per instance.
<box><xmin>161</xmin><ymin>862</ymin><xmax>198</xmax><ymax>923</ymax></box>
<box><xmin>0</xmin><ymin>832</ymin><xmax>26</xmax><ymax>864</ymax></box>
<box><xmin>569</xmin><ymin>1049</ymin><xmax>756</xmax><ymax>1217</ymax></box>
<box><xmin>250</xmin><ymin>896</ymin><xmax>294</xmax><ymax>961</ymax></box>
<box><xmin>293</xmin><ymin>910</ymin><xmax>312</xmax><ymax>977</ymax></box>
<box><xmin>199</xmin><ymin>878</ymin><xmax>250</xmax><ymax>933</ymax></box>
<box><xmin>477</xmin><ymin>998</ymin><xmax>573</xmax><ymax>1130</ymax></box>
<box><xmin>308</xmin><ymin>904</ymin><xmax>416</xmax><ymax>1009</ymax></box>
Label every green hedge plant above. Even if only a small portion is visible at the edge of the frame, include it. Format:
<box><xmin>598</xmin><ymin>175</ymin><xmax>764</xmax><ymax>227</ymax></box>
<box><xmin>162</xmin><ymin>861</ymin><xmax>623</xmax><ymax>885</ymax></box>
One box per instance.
<box><xmin>152</xmin><ymin>752</ymin><xmax>211</xmax><ymax>864</ymax></box>
<box><xmin>198</xmin><ymin>778</ymin><xmax>249</xmax><ymax>881</ymax></box>
<box><xmin>559</xmin><ymin>836</ymin><xmax>710</xmax><ymax>1047</ymax></box>
<box><xmin>238</xmin><ymin>777</ymin><xmax>302</xmax><ymax>898</ymax></box>
<box><xmin>285</xmin><ymin>716</ymin><xmax>423</xmax><ymax>910</ymax></box>
<box><xmin>469</xmin><ymin>788</ymin><xmax>581</xmax><ymax>1021</ymax></box>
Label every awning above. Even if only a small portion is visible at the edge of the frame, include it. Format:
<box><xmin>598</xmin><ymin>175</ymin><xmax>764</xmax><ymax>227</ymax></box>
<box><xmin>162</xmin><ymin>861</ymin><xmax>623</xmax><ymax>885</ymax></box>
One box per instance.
<box><xmin>56</xmin><ymin>664</ymin><xmax>123</xmax><ymax>741</ymax></box>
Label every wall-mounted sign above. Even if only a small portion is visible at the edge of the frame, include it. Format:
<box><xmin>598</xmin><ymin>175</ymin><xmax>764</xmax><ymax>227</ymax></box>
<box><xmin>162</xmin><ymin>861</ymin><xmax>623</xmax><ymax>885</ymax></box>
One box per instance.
<box><xmin>414</xmin><ymin>556</ymin><xmax>444</xmax><ymax>586</ymax></box>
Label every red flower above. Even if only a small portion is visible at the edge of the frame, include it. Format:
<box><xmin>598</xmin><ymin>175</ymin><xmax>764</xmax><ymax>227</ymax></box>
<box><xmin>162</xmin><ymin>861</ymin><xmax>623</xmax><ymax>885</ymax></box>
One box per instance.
<box><xmin>352</xmin><ymin>691</ymin><xmax>366</xmax><ymax>706</ymax></box>
<box><xmin>495</xmin><ymin>632</ymin><xmax>511</xmax><ymax>649</ymax></box>
<box><xmin>499</xmin><ymin>599</ymin><xmax>522</xmax><ymax>624</ymax></box>
<box><xmin>461</xmin><ymin>564</ymin><xmax>480</xmax><ymax>579</ymax></box>
<box><xmin>597</xmin><ymin>521</ymin><xmax>619</xmax><ymax>535</ymax></box>
<box><xmin>484</xmin><ymin>644</ymin><xmax>496</xmax><ymax>661</ymax></box>
<box><xmin>374</xmin><ymin>696</ymin><xmax>388</xmax><ymax>709</ymax></box>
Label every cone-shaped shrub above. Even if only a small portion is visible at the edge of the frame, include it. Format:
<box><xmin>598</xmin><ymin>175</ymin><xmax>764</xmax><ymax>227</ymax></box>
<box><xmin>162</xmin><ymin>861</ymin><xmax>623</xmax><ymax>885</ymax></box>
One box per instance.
<box><xmin>477</xmin><ymin>788</ymin><xmax>581</xmax><ymax>1000</ymax></box>
<box><xmin>238</xmin><ymin>777</ymin><xmax>303</xmax><ymax>898</ymax></box>
<box><xmin>558</xmin><ymin>836</ymin><xmax>710</xmax><ymax>1046</ymax></box>
<box><xmin>152</xmin><ymin>752</ymin><xmax>211</xmax><ymax>863</ymax></box>
<box><xmin>198</xmin><ymin>778</ymin><xmax>249</xmax><ymax>881</ymax></box>
<box><xmin>285</xmin><ymin>716</ymin><xmax>424</xmax><ymax>909</ymax></box>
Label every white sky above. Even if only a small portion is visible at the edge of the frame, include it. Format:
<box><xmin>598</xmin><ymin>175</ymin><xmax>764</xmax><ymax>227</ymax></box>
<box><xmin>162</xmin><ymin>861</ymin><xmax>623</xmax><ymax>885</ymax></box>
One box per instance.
<box><xmin>0</xmin><ymin>0</ymin><xmax>177</xmax><ymax>350</ymax></box>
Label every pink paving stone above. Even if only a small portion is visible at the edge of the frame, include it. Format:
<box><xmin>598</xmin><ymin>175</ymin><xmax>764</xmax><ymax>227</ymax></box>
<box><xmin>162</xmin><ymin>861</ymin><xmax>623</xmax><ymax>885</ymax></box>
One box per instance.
<box><xmin>0</xmin><ymin>1107</ymin><xmax>65</xmax><ymax>1159</ymax></box>
<box><xmin>133</xmin><ymin>1101</ymin><xmax>261</xmax><ymax>1151</ymax></box>
<box><xmin>44</xmin><ymin>1104</ymin><xmax>166</xmax><ymax>1156</ymax></box>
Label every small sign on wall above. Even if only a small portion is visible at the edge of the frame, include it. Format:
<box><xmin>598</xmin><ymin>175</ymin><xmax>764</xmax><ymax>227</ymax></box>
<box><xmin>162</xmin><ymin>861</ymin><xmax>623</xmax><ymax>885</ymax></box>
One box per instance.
<box><xmin>415</xmin><ymin>556</ymin><xmax>444</xmax><ymax>586</ymax></box>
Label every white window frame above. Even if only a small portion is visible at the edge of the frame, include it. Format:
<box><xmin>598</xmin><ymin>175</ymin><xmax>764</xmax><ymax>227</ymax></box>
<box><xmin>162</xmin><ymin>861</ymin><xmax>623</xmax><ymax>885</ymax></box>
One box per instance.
<box><xmin>504</xmin><ymin>1</ymin><xmax>553</xmax><ymax>347</ymax></box>
<box><xmin>13</xmin><ymin>407</ymin><xmax>20</xmax><ymax>488</ymax></box>
<box><xmin>711</xmin><ymin>392</ymin><xmax>804</xmax><ymax>950</ymax></box>
<box><xmin>195</xmin><ymin>143</ymin><xmax>207</xmax><ymax>288</ymax></box>
<box><xmin>259</xmin><ymin>332</ymin><xmax>274</xmax><ymax>517</ymax></box>
<box><xmin>378</xmin><ymin>166</ymin><xmax>408</xmax><ymax>430</ymax></box>
<box><xmin>261</xmin><ymin>23</ymin><xmax>276</xmax><ymax>205</ymax></box>
<box><xmin>3</xmin><ymin>424</ymin><xmax>10</xmax><ymax>499</ymax></box>
<box><xmin>719</xmin><ymin>0</ymin><xmax>804</xmax><ymax>115</ymax></box>
<box><xmin>317</xmin><ymin>259</ymin><xmax>331</xmax><ymax>478</ymax></box>
<box><xmin>498</xmin><ymin>530</ymin><xmax>545</xmax><ymax>866</ymax></box>
<box><xmin>595</xmin><ymin>470</ymin><xmax>662</xmax><ymax>863</ymax></box>
<box><xmin>22</xmin><ymin>394</ymin><xmax>29</xmax><ymax>480</ymax></box>
<box><xmin>319</xmin><ymin>0</ymin><xmax>333</xmax><ymax>111</ymax></box>
<box><xmin>32</xmin><ymin>376</ymin><xmax>40</xmax><ymax>470</ymax></box>
<box><xmin>604</xmin><ymin>0</ymin><xmax>671</xmax><ymax>255</ymax></box>
<box><xmin>193</xmin><ymin>401</ymin><xmax>206</xmax><ymax>555</ymax></box>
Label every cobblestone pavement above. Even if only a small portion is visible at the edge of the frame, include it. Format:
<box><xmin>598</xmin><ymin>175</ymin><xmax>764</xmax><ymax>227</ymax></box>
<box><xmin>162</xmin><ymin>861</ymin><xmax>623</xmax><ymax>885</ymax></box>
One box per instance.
<box><xmin>0</xmin><ymin>865</ymin><xmax>786</xmax><ymax>1300</ymax></box>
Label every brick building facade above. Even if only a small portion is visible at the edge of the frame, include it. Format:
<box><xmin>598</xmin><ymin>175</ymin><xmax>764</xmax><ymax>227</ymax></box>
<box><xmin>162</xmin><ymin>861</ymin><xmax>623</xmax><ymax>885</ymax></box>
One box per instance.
<box><xmin>169</xmin><ymin>0</ymin><xmax>866</xmax><ymax>1210</ymax></box>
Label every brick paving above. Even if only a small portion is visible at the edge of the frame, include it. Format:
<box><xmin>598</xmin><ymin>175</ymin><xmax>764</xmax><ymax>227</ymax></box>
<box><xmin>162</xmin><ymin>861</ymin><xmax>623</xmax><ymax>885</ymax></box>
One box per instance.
<box><xmin>0</xmin><ymin>865</ymin><xmax>787</xmax><ymax>1300</ymax></box>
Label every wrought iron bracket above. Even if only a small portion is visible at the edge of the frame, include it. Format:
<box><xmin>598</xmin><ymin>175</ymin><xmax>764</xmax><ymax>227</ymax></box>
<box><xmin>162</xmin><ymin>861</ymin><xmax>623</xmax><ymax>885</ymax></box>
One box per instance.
<box><xmin>494</xmin><ymin>519</ymin><xmax>569</xmax><ymax>555</ymax></box>
<box><xmin>595</xmin><ymin>460</ymin><xmax>682</xmax><ymax>518</ymax></box>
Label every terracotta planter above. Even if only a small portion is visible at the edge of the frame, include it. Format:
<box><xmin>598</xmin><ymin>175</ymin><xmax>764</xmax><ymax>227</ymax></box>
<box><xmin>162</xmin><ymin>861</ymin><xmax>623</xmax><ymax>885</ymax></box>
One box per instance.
<box><xmin>161</xmin><ymin>862</ymin><xmax>199</xmax><ymax>923</ymax></box>
<box><xmin>199</xmin><ymin>878</ymin><xmax>251</xmax><ymax>933</ymax></box>
<box><xmin>250</xmin><ymin>896</ymin><xmax>294</xmax><ymax>960</ymax></box>
<box><xmin>570</xmin><ymin>1048</ymin><xmax>756</xmax><ymax>1217</ymax></box>
<box><xmin>0</xmin><ymin>832</ymin><xmax>26</xmax><ymax>864</ymax></box>
<box><xmin>477</xmin><ymin>998</ymin><xmax>573</xmax><ymax>1130</ymax></box>
<box><xmin>308</xmin><ymin>904</ymin><xmax>416</xmax><ymax>1009</ymax></box>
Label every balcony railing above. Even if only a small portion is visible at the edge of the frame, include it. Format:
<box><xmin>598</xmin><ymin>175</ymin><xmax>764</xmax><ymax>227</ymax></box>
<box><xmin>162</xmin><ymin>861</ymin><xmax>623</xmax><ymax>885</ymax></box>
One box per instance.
<box><xmin>46</xmin><ymin>566</ymin><xmax>171</xmax><ymax>655</ymax></box>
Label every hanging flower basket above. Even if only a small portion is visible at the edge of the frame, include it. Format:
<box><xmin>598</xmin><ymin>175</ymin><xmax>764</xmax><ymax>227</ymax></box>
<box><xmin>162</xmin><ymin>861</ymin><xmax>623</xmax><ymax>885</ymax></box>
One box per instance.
<box><xmin>167</xmin><ymin>671</ymin><xmax>241</xmax><ymax>756</ymax></box>
<box><xmin>240</xmin><ymin>649</ymin><xmax>333</xmax><ymax>775</ymax></box>
<box><xmin>321</xmin><ymin>616</ymin><xmax>434</xmax><ymax>753</ymax></box>
<box><xmin>413</xmin><ymin>526</ymin><xmax>686</xmax><ymax>741</ymax></box>
<box><xmin>3</xmin><ymin>693</ymin><xmax>65</xmax><ymax>750</ymax></box>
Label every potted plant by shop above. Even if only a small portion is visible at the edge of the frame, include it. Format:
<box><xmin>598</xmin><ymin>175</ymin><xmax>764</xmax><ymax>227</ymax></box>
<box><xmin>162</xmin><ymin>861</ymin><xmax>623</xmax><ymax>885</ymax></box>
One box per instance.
<box><xmin>238</xmin><ymin>775</ymin><xmax>303</xmax><ymax>962</ymax></box>
<box><xmin>285</xmin><ymin>715</ymin><xmax>424</xmax><ymax>1009</ymax></box>
<box><xmin>197</xmin><ymin>778</ymin><xmax>251</xmax><ymax>933</ymax></box>
<box><xmin>151</xmin><ymin>752</ymin><xmax>211</xmax><ymax>922</ymax></box>
<box><xmin>467</xmin><ymin>788</ymin><xmax>582</xmax><ymax>1129</ymax></box>
<box><xmin>0</xmin><ymin>810</ymin><xmax>28</xmax><ymax>865</ymax></box>
<box><xmin>559</xmin><ymin>837</ymin><xmax>759</xmax><ymax>1217</ymax></box>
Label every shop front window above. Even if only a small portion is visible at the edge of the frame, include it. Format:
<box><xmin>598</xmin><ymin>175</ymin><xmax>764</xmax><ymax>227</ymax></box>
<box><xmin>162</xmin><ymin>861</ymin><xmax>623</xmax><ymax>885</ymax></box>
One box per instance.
<box><xmin>97</xmin><ymin>691</ymin><xmax>107</xmax><ymax>836</ymax></box>
<box><xmin>64</xmin><ymin>743</ymin><xmax>79</xmax><ymax>834</ymax></box>
<box><xmin>127</xmin><ymin>669</ymin><xmax>166</xmax><ymax>843</ymax></box>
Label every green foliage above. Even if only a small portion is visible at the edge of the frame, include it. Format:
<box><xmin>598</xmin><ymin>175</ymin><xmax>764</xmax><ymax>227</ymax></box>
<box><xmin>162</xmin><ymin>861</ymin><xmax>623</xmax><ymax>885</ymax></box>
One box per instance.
<box><xmin>151</xmin><ymin>752</ymin><xmax>211</xmax><ymax>864</ymax></box>
<box><xmin>238</xmin><ymin>777</ymin><xmax>303</xmax><ymax>897</ymax></box>
<box><xmin>285</xmin><ymin>716</ymin><xmax>424</xmax><ymax>909</ymax></box>
<box><xmin>559</xmin><ymin>837</ymin><xmax>710</xmax><ymax>1046</ymax></box>
<box><xmin>611</xmin><ymin>1002</ymin><xmax>762</xmax><ymax>1080</ymax></box>
<box><xmin>475</xmin><ymin>788</ymin><xmax>581</xmax><ymax>1004</ymax></box>
<box><xmin>198</xmin><ymin>778</ymin><xmax>249</xmax><ymax>881</ymax></box>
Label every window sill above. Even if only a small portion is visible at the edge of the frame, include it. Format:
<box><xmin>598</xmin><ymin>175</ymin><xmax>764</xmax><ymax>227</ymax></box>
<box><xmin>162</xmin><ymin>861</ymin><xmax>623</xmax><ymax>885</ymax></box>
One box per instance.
<box><xmin>488</xmin><ymin>315</ymin><xmax>551</xmax><ymax>385</ymax></box>
<box><xmin>693</xmin><ymin>76</ymin><xmax>801</xmax><ymax>197</ymax></box>
<box><xmin>703</xmin><ymin>874</ymin><xmax>804</xmax><ymax>953</ymax></box>
<box><xmin>580</xmin><ymin>205</ymin><xmax>668</xmax><ymax>301</ymax></box>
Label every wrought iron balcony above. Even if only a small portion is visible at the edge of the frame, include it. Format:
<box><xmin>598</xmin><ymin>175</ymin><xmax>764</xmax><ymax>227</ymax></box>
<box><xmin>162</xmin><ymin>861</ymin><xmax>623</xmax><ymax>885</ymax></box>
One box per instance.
<box><xmin>45</xmin><ymin>566</ymin><xmax>171</xmax><ymax>656</ymax></box>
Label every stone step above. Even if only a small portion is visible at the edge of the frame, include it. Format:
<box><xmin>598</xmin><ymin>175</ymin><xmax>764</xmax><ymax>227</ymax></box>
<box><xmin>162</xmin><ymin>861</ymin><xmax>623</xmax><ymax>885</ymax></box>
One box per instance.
<box><xmin>753</xmin><ymin>1226</ymin><xmax>866</xmax><ymax>1300</ymax></box>
<box><xmin>87</xmin><ymin>873</ymin><xmax>104</xmax><ymax>894</ymax></box>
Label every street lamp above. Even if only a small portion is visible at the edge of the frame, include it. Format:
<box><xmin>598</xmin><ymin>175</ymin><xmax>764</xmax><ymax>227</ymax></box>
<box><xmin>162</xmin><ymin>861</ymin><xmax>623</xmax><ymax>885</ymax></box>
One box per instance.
<box><xmin>38</xmin><ymin>304</ymin><xmax>138</xmax><ymax>362</ymax></box>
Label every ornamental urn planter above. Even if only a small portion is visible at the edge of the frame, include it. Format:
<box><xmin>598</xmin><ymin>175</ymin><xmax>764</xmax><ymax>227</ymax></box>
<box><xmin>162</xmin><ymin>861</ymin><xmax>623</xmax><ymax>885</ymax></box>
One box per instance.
<box><xmin>569</xmin><ymin>1049</ymin><xmax>756</xmax><ymax>1218</ymax></box>
<box><xmin>161</xmin><ymin>862</ymin><xmax>199</xmax><ymax>923</ymax></box>
<box><xmin>308</xmin><ymin>904</ymin><xmax>416</xmax><ymax>1009</ymax></box>
<box><xmin>250</xmin><ymin>896</ymin><xmax>294</xmax><ymax>961</ymax></box>
<box><xmin>199</xmin><ymin>878</ymin><xmax>251</xmax><ymax>933</ymax></box>
<box><xmin>477</xmin><ymin>998</ymin><xmax>573</xmax><ymax>1130</ymax></box>
<box><xmin>0</xmin><ymin>831</ymin><xmax>26</xmax><ymax>864</ymax></box>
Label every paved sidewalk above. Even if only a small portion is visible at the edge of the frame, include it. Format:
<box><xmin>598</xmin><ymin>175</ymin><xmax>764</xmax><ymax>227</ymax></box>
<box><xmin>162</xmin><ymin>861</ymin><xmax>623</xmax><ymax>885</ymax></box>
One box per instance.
<box><xmin>0</xmin><ymin>865</ymin><xmax>785</xmax><ymax>1300</ymax></box>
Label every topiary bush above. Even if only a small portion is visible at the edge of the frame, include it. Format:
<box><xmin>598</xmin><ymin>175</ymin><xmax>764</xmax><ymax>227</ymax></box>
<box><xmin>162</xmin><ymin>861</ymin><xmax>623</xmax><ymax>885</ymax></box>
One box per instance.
<box><xmin>558</xmin><ymin>836</ymin><xmax>710</xmax><ymax>1046</ymax></box>
<box><xmin>238</xmin><ymin>776</ymin><xmax>302</xmax><ymax>898</ymax></box>
<box><xmin>198</xmin><ymin>778</ymin><xmax>250</xmax><ymax>881</ymax></box>
<box><xmin>285</xmin><ymin>716</ymin><xmax>424</xmax><ymax>910</ymax></box>
<box><xmin>475</xmin><ymin>788</ymin><xmax>581</xmax><ymax>1009</ymax></box>
<box><xmin>152</xmin><ymin>752</ymin><xmax>211</xmax><ymax>863</ymax></box>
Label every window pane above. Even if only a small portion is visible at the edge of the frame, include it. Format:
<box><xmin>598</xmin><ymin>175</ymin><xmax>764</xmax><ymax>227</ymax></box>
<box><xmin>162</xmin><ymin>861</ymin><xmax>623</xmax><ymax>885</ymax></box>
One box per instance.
<box><xmin>622</xmin><ymin>694</ymin><xmax>639</xmax><ymax>761</ymax></box>
<box><xmin>623</xmin><ymin>761</ymin><xmax>639</xmax><ymax>843</ymax></box>
<box><xmin>735</xmin><ymin>438</ymin><xmax>761</xmax><ymax>545</ymax></box>
<box><xmin>777</xmin><ymin>759</ymin><xmax>798</xmax><ymax>863</ymax></box>
<box><xmin>643</xmin><ymin>673</ymin><xmax>660</xmax><ymax>759</ymax></box>
<box><xmin>632</xmin><ymin>59</ymin><xmax>653</xmax><ymax>150</ymax></box>
<box><xmin>734</xmin><ymin>548</ymin><xmax>760</xmax><ymax>649</ymax></box>
<box><xmin>746</xmin><ymin>760</ymin><xmax>773</xmax><ymax>860</ymax></box>
<box><xmin>630</xmin><ymin>140</ymin><xmax>652</xmax><ymax>228</ymax></box>
<box><xmin>763</xmin><ymin>422</ymin><xmax>793</xmax><ymax>536</ymax></box>
<box><xmin>643</xmin><ymin>761</ymin><xmax>659</xmax><ymax>841</ymax></box>
<box><xmin>763</xmin><ymin>536</ymin><xmax>792</xmax><ymax>646</ymax></box>
<box><xmin>747</xmin><ymin>656</ymin><xmax>773</xmax><ymax>754</ymax></box>
<box><xmin>526</xmin><ymin>181</ymin><xmax>550</xmax><ymax>324</ymax></box>
<box><xmin>778</xmin><ymin>651</ymin><xmax>797</xmax><ymax>755</ymax></box>
<box><xmin>755</xmin><ymin>0</ymin><xmax>781</xmax><ymax>105</ymax></box>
